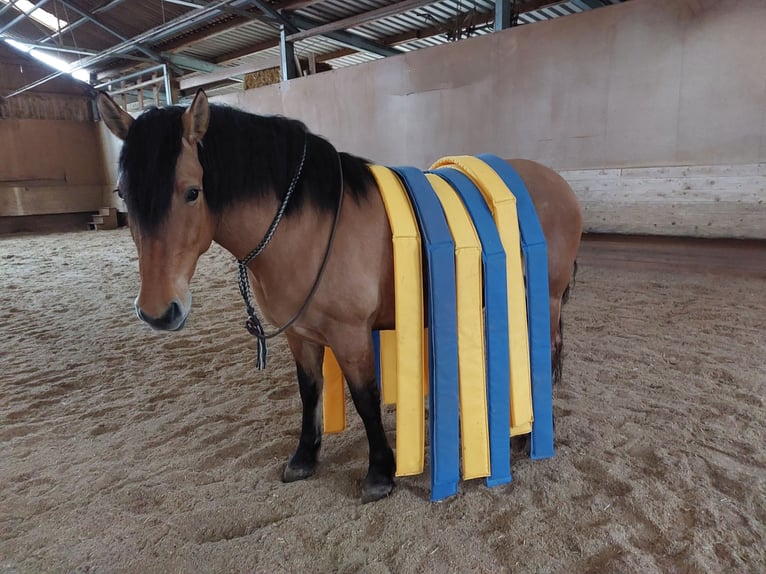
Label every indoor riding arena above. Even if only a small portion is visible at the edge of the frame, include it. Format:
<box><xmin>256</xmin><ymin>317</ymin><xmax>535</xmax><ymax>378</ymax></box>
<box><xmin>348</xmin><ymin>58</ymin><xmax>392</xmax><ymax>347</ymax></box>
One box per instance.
<box><xmin>1</xmin><ymin>1</ymin><xmax>764</xmax><ymax>572</ymax></box>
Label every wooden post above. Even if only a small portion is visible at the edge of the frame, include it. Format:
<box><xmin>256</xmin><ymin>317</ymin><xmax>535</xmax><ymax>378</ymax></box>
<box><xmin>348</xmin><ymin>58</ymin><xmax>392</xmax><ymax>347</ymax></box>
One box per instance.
<box><xmin>152</xmin><ymin>73</ymin><xmax>159</xmax><ymax>107</ymax></box>
<box><xmin>137</xmin><ymin>76</ymin><xmax>144</xmax><ymax>110</ymax></box>
<box><xmin>120</xmin><ymin>81</ymin><xmax>127</xmax><ymax>109</ymax></box>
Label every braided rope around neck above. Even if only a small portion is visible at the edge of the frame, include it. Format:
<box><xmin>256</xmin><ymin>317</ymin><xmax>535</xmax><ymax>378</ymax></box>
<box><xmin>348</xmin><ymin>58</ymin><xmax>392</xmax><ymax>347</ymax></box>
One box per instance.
<box><xmin>236</xmin><ymin>137</ymin><xmax>345</xmax><ymax>369</ymax></box>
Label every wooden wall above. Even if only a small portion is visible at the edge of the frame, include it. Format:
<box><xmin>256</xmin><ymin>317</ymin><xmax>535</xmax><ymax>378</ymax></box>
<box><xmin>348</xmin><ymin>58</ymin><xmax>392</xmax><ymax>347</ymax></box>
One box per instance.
<box><xmin>561</xmin><ymin>163</ymin><xmax>765</xmax><ymax>238</ymax></box>
<box><xmin>0</xmin><ymin>120</ymin><xmax>107</xmax><ymax>217</ymax></box>
<box><xmin>205</xmin><ymin>0</ymin><xmax>766</xmax><ymax>240</ymax></box>
<box><xmin>1</xmin><ymin>45</ymin><xmax>110</xmax><ymax>232</ymax></box>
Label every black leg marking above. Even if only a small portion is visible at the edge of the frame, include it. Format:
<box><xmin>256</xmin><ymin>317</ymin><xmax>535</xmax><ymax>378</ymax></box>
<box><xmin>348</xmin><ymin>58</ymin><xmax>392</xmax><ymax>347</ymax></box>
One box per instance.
<box><xmin>282</xmin><ymin>362</ymin><xmax>323</xmax><ymax>483</ymax></box>
<box><xmin>347</xmin><ymin>379</ymin><xmax>395</xmax><ymax>503</ymax></box>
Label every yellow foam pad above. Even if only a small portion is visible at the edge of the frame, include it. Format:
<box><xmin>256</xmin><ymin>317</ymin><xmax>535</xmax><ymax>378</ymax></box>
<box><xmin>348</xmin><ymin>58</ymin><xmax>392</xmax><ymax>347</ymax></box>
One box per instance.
<box><xmin>427</xmin><ymin>174</ymin><xmax>491</xmax><ymax>479</ymax></box>
<box><xmin>431</xmin><ymin>156</ymin><xmax>533</xmax><ymax>436</ymax></box>
<box><xmin>369</xmin><ymin>165</ymin><xmax>425</xmax><ymax>476</ymax></box>
<box><xmin>322</xmin><ymin>347</ymin><xmax>346</xmax><ymax>434</ymax></box>
<box><xmin>378</xmin><ymin>330</ymin><xmax>398</xmax><ymax>405</ymax></box>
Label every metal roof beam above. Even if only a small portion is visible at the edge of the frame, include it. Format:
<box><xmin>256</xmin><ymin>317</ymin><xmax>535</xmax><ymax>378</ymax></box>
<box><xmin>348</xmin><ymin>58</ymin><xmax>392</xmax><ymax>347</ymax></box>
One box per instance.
<box><xmin>287</xmin><ymin>12</ymin><xmax>401</xmax><ymax>58</ymax></box>
<box><xmin>161</xmin><ymin>52</ymin><xmax>224</xmax><ymax>73</ymax></box>
<box><xmin>213</xmin><ymin>37</ymin><xmax>279</xmax><ymax>65</ymax></box>
<box><xmin>185</xmin><ymin>4</ymin><xmax>402</xmax><ymax>63</ymax></box>
<box><xmin>3</xmin><ymin>0</ymin><xmax>247</xmax><ymax>98</ymax></box>
<box><xmin>162</xmin><ymin>0</ymin><xmax>206</xmax><ymax>8</ymax></box>
<box><xmin>2</xmin><ymin>41</ymin><xmax>98</xmax><ymax>56</ymax></box>
<box><xmin>55</xmin><ymin>0</ymin><xmax>162</xmax><ymax>63</ymax></box>
<box><xmin>151</xmin><ymin>1</ymin><xmax>282</xmax><ymax>53</ymax></box>
<box><xmin>152</xmin><ymin>14</ymin><xmax>245</xmax><ymax>52</ymax></box>
<box><xmin>272</xmin><ymin>0</ymin><xmax>325</xmax><ymax>9</ymax></box>
<box><xmin>0</xmin><ymin>0</ymin><xmax>52</xmax><ymax>35</ymax></box>
<box><xmin>250</xmin><ymin>0</ymin><xmax>299</xmax><ymax>33</ymax></box>
<box><xmin>178</xmin><ymin>57</ymin><xmax>279</xmax><ymax>90</ymax></box>
<box><xmin>0</xmin><ymin>0</ymin><xmax>21</xmax><ymax>18</ymax></box>
<box><xmin>306</xmin><ymin>1</ymin><xmax>574</xmax><ymax>65</ymax></box>
<box><xmin>159</xmin><ymin>0</ymin><xmax>405</xmax><ymax>64</ymax></box>
<box><xmin>285</xmin><ymin>0</ymin><xmax>435</xmax><ymax>43</ymax></box>
<box><xmin>37</xmin><ymin>0</ymin><xmax>129</xmax><ymax>45</ymax></box>
<box><xmin>315</xmin><ymin>8</ymin><xmax>496</xmax><ymax>64</ymax></box>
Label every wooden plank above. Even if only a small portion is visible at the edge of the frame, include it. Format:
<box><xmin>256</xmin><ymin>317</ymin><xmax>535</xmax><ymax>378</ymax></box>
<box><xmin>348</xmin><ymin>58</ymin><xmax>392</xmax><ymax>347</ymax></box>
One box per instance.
<box><xmin>619</xmin><ymin>163</ymin><xmax>766</xmax><ymax>179</ymax></box>
<box><xmin>567</xmin><ymin>178</ymin><xmax>766</xmax><ymax>203</ymax></box>
<box><xmin>580</xmin><ymin>201</ymin><xmax>766</xmax><ymax>239</ymax></box>
<box><xmin>560</xmin><ymin>163</ymin><xmax>766</xmax><ymax>180</ymax></box>
<box><xmin>557</xmin><ymin>163</ymin><xmax>766</xmax><ymax>240</ymax></box>
<box><xmin>559</xmin><ymin>168</ymin><xmax>624</xmax><ymax>180</ymax></box>
<box><xmin>0</xmin><ymin>185</ymin><xmax>106</xmax><ymax>216</ymax></box>
<box><xmin>0</xmin><ymin>177</ymin><xmax>67</xmax><ymax>187</ymax></box>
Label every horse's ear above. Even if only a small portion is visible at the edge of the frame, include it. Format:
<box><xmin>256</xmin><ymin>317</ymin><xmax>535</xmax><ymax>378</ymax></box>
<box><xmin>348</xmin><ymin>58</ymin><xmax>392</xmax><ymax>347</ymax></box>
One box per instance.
<box><xmin>182</xmin><ymin>89</ymin><xmax>210</xmax><ymax>144</ymax></box>
<box><xmin>97</xmin><ymin>91</ymin><xmax>133</xmax><ymax>141</ymax></box>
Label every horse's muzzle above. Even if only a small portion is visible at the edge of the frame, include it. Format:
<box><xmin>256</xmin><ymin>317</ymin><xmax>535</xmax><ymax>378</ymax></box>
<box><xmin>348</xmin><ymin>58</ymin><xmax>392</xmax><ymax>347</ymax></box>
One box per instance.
<box><xmin>134</xmin><ymin>298</ymin><xmax>188</xmax><ymax>331</ymax></box>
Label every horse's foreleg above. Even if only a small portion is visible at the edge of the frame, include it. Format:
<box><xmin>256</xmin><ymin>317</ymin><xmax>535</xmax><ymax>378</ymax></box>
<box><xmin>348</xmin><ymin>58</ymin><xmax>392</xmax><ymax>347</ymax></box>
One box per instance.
<box><xmin>333</xmin><ymin>332</ymin><xmax>395</xmax><ymax>503</ymax></box>
<box><xmin>282</xmin><ymin>335</ymin><xmax>324</xmax><ymax>483</ymax></box>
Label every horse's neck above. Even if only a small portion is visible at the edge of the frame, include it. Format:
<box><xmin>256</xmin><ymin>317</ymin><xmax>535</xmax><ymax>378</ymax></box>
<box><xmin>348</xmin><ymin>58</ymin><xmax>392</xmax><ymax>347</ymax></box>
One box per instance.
<box><xmin>213</xmin><ymin>198</ymin><xmax>334</xmax><ymax>325</ymax></box>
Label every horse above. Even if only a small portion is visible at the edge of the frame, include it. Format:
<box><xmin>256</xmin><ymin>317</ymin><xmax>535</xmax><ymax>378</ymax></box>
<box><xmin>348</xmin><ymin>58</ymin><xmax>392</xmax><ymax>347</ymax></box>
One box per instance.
<box><xmin>97</xmin><ymin>89</ymin><xmax>583</xmax><ymax>503</ymax></box>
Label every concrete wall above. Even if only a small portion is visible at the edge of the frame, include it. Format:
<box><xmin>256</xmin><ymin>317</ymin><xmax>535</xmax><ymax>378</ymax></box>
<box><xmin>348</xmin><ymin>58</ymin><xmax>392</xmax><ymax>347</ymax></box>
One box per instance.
<box><xmin>207</xmin><ymin>0</ymin><xmax>766</xmax><ymax>239</ymax></box>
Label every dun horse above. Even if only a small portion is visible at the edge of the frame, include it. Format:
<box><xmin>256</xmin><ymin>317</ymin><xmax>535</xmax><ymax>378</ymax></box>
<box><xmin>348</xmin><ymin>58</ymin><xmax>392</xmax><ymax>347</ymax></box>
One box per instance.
<box><xmin>97</xmin><ymin>90</ymin><xmax>582</xmax><ymax>503</ymax></box>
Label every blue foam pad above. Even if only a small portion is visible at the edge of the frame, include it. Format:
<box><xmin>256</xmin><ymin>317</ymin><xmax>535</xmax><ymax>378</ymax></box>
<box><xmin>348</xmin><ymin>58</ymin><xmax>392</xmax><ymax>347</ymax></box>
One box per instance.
<box><xmin>391</xmin><ymin>166</ymin><xmax>460</xmax><ymax>501</ymax></box>
<box><xmin>477</xmin><ymin>155</ymin><xmax>553</xmax><ymax>460</ymax></box>
<box><xmin>432</xmin><ymin>168</ymin><xmax>512</xmax><ymax>487</ymax></box>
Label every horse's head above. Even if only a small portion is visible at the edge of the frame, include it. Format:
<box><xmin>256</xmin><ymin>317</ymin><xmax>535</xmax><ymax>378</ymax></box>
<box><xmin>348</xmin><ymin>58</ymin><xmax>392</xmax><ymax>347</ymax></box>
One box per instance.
<box><xmin>97</xmin><ymin>90</ymin><xmax>215</xmax><ymax>331</ymax></box>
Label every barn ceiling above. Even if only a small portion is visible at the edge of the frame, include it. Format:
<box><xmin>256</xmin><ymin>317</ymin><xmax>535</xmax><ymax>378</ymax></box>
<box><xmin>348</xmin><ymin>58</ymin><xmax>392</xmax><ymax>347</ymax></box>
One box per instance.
<box><xmin>0</xmin><ymin>0</ymin><xmax>629</xmax><ymax>102</ymax></box>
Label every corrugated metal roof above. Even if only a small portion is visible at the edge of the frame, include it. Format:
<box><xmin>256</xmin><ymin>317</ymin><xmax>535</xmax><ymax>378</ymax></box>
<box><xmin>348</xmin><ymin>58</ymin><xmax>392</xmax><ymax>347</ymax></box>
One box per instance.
<box><xmin>0</xmin><ymin>0</ymin><xmax>630</xmax><ymax>100</ymax></box>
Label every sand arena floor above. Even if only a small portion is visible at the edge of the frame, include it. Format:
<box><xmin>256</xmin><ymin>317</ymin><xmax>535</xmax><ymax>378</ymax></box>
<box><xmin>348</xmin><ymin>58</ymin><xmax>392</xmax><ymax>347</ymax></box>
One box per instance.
<box><xmin>1</xmin><ymin>229</ymin><xmax>764</xmax><ymax>573</ymax></box>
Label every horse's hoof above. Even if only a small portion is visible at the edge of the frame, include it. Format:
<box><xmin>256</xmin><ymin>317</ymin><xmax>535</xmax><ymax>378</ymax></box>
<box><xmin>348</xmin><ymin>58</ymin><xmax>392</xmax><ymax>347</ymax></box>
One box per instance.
<box><xmin>511</xmin><ymin>434</ymin><xmax>531</xmax><ymax>456</ymax></box>
<box><xmin>281</xmin><ymin>461</ymin><xmax>316</xmax><ymax>483</ymax></box>
<box><xmin>361</xmin><ymin>477</ymin><xmax>394</xmax><ymax>504</ymax></box>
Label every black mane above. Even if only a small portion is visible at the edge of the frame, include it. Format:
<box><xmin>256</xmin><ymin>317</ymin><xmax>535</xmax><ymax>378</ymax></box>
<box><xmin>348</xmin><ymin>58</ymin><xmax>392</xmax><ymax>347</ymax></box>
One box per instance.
<box><xmin>118</xmin><ymin>103</ymin><xmax>375</xmax><ymax>233</ymax></box>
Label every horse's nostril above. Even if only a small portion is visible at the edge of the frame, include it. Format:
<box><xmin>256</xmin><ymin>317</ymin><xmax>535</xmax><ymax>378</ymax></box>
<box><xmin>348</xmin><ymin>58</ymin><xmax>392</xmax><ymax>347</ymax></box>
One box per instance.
<box><xmin>135</xmin><ymin>300</ymin><xmax>185</xmax><ymax>330</ymax></box>
<box><xmin>167</xmin><ymin>300</ymin><xmax>182</xmax><ymax>323</ymax></box>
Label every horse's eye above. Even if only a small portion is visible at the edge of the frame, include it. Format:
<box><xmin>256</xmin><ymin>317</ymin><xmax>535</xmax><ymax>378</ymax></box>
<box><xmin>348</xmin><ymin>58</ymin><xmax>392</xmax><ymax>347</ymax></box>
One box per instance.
<box><xmin>185</xmin><ymin>187</ymin><xmax>201</xmax><ymax>203</ymax></box>
<box><xmin>113</xmin><ymin>187</ymin><xmax>124</xmax><ymax>200</ymax></box>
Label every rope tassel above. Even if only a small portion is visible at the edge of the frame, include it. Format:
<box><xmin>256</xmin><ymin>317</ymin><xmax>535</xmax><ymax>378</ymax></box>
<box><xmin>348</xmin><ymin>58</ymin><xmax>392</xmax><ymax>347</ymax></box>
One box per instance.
<box><xmin>238</xmin><ymin>260</ymin><xmax>268</xmax><ymax>369</ymax></box>
<box><xmin>246</xmin><ymin>317</ymin><xmax>268</xmax><ymax>370</ymax></box>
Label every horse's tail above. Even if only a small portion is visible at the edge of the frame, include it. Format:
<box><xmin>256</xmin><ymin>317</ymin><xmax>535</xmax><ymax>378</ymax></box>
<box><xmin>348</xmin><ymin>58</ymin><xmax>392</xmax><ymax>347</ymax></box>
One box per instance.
<box><xmin>562</xmin><ymin>259</ymin><xmax>578</xmax><ymax>305</ymax></box>
<box><xmin>553</xmin><ymin>260</ymin><xmax>578</xmax><ymax>386</ymax></box>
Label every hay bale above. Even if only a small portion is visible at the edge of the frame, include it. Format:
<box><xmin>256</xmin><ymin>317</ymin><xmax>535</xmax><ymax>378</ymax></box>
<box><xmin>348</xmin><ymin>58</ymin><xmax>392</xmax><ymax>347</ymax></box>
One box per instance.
<box><xmin>243</xmin><ymin>61</ymin><xmax>333</xmax><ymax>90</ymax></box>
<box><xmin>243</xmin><ymin>68</ymin><xmax>281</xmax><ymax>90</ymax></box>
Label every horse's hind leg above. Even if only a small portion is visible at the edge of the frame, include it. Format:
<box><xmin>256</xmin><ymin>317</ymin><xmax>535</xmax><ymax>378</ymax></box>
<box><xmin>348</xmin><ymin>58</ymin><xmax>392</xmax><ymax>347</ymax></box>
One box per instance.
<box><xmin>332</xmin><ymin>331</ymin><xmax>395</xmax><ymax>503</ymax></box>
<box><xmin>282</xmin><ymin>335</ymin><xmax>324</xmax><ymax>483</ymax></box>
<box><xmin>552</xmin><ymin>261</ymin><xmax>577</xmax><ymax>386</ymax></box>
<box><xmin>550</xmin><ymin>296</ymin><xmax>564</xmax><ymax>386</ymax></box>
